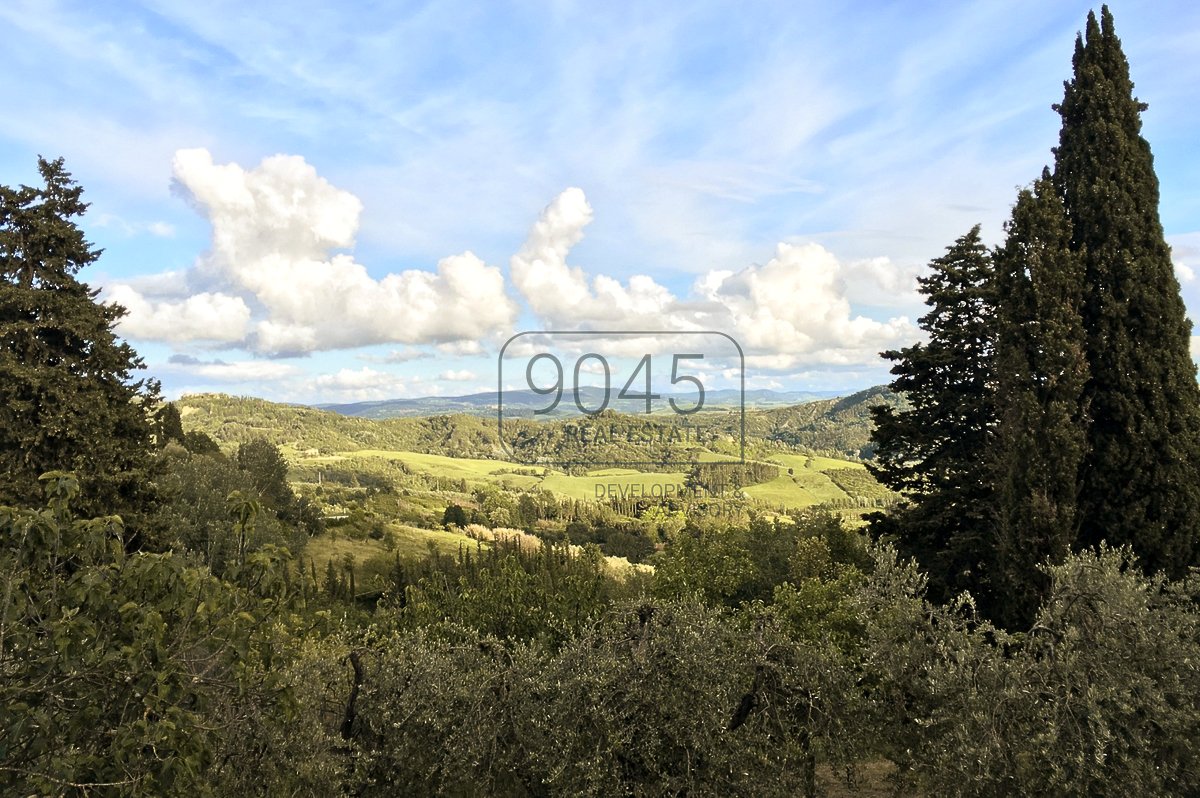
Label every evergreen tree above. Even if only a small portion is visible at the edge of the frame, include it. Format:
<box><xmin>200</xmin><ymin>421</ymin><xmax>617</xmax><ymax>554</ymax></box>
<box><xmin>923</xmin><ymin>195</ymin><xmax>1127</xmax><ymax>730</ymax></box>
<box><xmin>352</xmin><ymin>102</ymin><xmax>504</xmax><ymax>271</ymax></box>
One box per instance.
<box><xmin>325</xmin><ymin>559</ymin><xmax>340</xmax><ymax>599</ymax></box>
<box><xmin>1053</xmin><ymin>7</ymin><xmax>1200</xmax><ymax>575</ymax></box>
<box><xmin>156</xmin><ymin>401</ymin><xmax>186</xmax><ymax>446</ymax></box>
<box><xmin>0</xmin><ymin>157</ymin><xmax>157</xmax><ymax>519</ymax></box>
<box><xmin>988</xmin><ymin>171</ymin><xmax>1089</xmax><ymax>628</ymax></box>
<box><xmin>868</xmin><ymin>227</ymin><xmax>996</xmax><ymax>603</ymax></box>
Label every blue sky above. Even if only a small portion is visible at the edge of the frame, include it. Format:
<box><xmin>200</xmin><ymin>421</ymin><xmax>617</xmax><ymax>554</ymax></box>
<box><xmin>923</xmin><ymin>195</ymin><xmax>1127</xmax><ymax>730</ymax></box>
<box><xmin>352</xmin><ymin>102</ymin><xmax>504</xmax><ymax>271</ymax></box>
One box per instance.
<box><xmin>2</xmin><ymin>0</ymin><xmax>1198</xmax><ymax>403</ymax></box>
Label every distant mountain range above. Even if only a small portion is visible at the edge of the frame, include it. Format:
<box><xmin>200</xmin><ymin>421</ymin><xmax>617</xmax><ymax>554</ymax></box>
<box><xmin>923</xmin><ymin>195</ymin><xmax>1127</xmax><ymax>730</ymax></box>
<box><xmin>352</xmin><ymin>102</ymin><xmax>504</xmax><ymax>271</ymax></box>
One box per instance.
<box><xmin>314</xmin><ymin>388</ymin><xmax>848</xmax><ymax>420</ymax></box>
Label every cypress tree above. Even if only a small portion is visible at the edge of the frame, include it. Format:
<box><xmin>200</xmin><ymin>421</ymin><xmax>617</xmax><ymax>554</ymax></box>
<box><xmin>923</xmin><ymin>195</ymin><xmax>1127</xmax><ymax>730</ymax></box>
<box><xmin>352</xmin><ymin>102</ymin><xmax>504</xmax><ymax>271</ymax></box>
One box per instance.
<box><xmin>1053</xmin><ymin>7</ymin><xmax>1200</xmax><ymax>575</ymax></box>
<box><xmin>868</xmin><ymin>226</ymin><xmax>997</xmax><ymax>604</ymax></box>
<box><xmin>989</xmin><ymin>171</ymin><xmax>1089</xmax><ymax>627</ymax></box>
<box><xmin>325</xmin><ymin>559</ymin><xmax>340</xmax><ymax>599</ymax></box>
<box><xmin>156</xmin><ymin>401</ymin><xmax>186</xmax><ymax>447</ymax></box>
<box><xmin>0</xmin><ymin>157</ymin><xmax>157</xmax><ymax>520</ymax></box>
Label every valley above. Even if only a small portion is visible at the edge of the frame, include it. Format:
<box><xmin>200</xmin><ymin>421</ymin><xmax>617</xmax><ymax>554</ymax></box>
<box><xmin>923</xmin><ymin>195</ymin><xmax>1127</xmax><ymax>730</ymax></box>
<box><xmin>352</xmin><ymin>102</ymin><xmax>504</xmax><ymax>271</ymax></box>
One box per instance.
<box><xmin>175</xmin><ymin>391</ymin><xmax>901</xmax><ymax>588</ymax></box>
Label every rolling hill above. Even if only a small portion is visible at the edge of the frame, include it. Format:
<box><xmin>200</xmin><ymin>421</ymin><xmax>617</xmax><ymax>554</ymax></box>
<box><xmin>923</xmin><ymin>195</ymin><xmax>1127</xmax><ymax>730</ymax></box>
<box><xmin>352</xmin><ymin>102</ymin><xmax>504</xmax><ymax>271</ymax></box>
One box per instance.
<box><xmin>178</xmin><ymin>386</ymin><xmax>901</xmax><ymax>464</ymax></box>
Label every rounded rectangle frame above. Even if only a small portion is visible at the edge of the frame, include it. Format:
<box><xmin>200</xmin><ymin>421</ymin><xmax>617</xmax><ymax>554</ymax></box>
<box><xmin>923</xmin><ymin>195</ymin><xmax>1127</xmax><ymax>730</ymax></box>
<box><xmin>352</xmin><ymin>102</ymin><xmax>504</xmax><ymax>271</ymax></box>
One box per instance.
<box><xmin>497</xmin><ymin>330</ymin><xmax>745</xmax><ymax>467</ymax></box>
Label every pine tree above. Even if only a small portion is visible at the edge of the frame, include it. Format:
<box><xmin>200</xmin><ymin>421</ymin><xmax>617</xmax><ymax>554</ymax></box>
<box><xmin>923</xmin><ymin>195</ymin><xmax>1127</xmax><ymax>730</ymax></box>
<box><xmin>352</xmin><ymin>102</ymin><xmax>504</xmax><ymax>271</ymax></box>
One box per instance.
<box><xmin>1053</xmin><ymin>7</ymin><xmax>1200</xmax><ymax>575</ymax></box>
<box><xmin>0</xmin><ymin>157</ymin><xmax>157</xmax><ymax>519</ymax></box>
<box><xmin>988</xmin><ymin>171</ymin><xmax>1089</xmax><ymax>627</ymax></box>
<box><xmin>868</xmin><ymin>227</ymin><xmax>997</xmax><ymax>604</ymax></box>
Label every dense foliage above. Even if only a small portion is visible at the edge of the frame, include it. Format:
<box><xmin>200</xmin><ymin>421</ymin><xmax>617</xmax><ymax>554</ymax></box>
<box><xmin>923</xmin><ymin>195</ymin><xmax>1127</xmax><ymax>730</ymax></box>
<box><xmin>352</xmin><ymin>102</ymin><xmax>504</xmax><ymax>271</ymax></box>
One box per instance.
<box><xmin>987</xmin><ymin>172</ymin><xmax>1089</xmax><ymax>627</ymax></box>
<box><xmin>0</xmin><ymin>474</ymin><xmax>327</xmax><ymax>795</ymax></box>
<box><xmin>1055</xmin><ymin>8</ymin><xmax>1200</xmax><ymax>572</ymax></box>
<box><xmin>870</xmin><ymin>6</ymin><xmax>1200</xmax><ymax>625</ymax></box>
<box><xmin>4</xmin><ymin>7</ymin><xmax>1199</xmax><ymax>796</ymax></box>
<box><xmin>0</xmin><ymin>158</ymin><xmax>158</xmax><ymax>523</ymax></box>
<box><xmin>868</xmin><ymin>227</ymin><xmax>997</xmax><ymax>605</ymax></box>
<box><xmin>8</xmin><ymin>477</ymin><xmax>1200</xmax><ymax>796</ymax></box>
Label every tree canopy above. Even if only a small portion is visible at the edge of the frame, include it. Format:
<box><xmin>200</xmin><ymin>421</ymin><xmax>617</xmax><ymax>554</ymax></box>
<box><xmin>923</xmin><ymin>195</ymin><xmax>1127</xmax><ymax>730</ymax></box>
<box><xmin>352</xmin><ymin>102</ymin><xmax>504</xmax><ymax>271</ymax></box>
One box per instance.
<box><xmin>0</xmin><ymin>157</ymin><xmax>158</xmax><ymax>524</ymax></box>
<box><xmin>871</xmin><ymin>6</ymin><xmax>1200</xmax><ymax>621</ymax></box>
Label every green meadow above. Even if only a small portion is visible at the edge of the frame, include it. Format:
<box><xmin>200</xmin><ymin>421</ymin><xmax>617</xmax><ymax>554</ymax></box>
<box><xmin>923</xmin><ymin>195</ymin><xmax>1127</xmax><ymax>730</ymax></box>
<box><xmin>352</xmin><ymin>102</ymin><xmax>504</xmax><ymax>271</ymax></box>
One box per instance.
<box><xmin>294</xmin><ymin>445</ymin><xmax>880</xmax><ymax>510</ymax></box>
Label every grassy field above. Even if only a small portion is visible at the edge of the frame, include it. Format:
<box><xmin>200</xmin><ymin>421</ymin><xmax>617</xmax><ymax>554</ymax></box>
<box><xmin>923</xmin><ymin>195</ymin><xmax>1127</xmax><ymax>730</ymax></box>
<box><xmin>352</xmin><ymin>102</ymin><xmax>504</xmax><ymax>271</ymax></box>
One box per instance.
<box><xmin>329</xmin><ymin>449</ymin><xmax>696</xmax><ymax>504</ymax></box>
<box><xmin>766</xmin><ymin>452</ymin><xmax>866</xmax><ymax>473</ymax></box>
<box><xmin>540</xmin><ymin>469</ymin><xmax>691</xmax><ymax>501</ymax></box>
<box><xmin>346</xmin><ymin>449</ymin><xmax>522</xmax><ymax>475</ymax></box>
<box><xmin>744</xmin><ymin>470</ymin><xmax>848</xmax><ymax>507</ymax></box>
<box><xmin>286</xmin><ymin>436</ymin><xmax>883</xmax><ymax>511</ymax></box>
<box><xmin>304</xmin><ymin>524</ymin><xmax>476</xmax><ymax>568</ymax></box>
<box><xmin>738</xmin><ymin>452</ymin><xmax>871</xmax><ymax>508</ymax></box>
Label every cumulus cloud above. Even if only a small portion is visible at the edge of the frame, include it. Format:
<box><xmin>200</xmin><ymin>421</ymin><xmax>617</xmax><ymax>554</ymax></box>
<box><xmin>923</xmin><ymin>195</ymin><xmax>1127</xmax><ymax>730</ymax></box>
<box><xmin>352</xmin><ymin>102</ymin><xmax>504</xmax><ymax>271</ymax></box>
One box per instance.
<box><xmin>108</xmin><ymin>148</ymin><xmax>518</xmax><ymax>355</ymax></box>
<box><xmin>111</xmin><ymin>159</ymin><xmax>919</xmax><ymax>378</ymax></box>
<box><xmin>841</xmin><ymin>256</ymin><xmax>924</xmax><ymax>308</ymax></box>
<box><xmin>436</xmin><ymin>340</ymin><xmax>485</xmax><ymax>356</ymax></box>
<box><xmin>703</xmin><ymin>242</ymin><xmax>915</xmax><ymax>364</ymax></box>
<box><xmin>510</xmin><ymin>188</ymin><xmax>677</xmax><ymax>327</ymax></box>
<box><xmin>509</xmin><ymin>189</ymin><xmax>917</xmax><ymax>368</ymax></box>
<box><xmin>107</xmin><ymin>285</ymin><xmax>251</xmax><ymax>343</ymax></box>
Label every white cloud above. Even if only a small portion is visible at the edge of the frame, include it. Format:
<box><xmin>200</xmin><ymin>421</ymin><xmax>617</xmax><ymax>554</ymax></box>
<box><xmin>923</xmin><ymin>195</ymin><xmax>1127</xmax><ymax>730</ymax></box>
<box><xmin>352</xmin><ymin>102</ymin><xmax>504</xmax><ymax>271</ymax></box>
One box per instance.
<box><xmin>314</xmin><ymin>367</ymin><xmax>394</xmax><ymax>389</ymax></box>
<box><xmin>161</xmin><ymin>355</ymin><xmax>302</xmax><ymax>382</ymax></box>
<box><xmin>704</xmin><ymin>242</ymin><xmax>915</xmax><ymax>362</ymax></box>
<box><xmin>90</xmin><ymin>213</ymin><xmax>178</xmax><ymax>239</ymax></box>
<box><xmin>438</xmin><ymin>369</ymin><xmax>476</xmax><ymax>381</ymax></box>
<box><xmin>312</xmin><ymin>367</ymin><xmax>415</xmax><ymax>402</ymax></box>
<box><xmin>106</xmin><ymin>285</ymin><xmax>251</xmax><ymax>343</ymax></box>
<box><xmin>508</xmin><ymin>189</ymin><xmax>918</xmax><ymax>370</ymax></box>
<box><xmin>436</xmin><ymin>340</ymin><xmax>485</xmax><ymax>356</ymax></box>
<box><xmin>110</xmin><ymin>159</ymin><xmax>919</xmax><ymax>377</ymax></box>
<box><xmin>510</xmin><ymin>188</ymin><xmax>677</xmax><ymax>327</ymax></box>
<box><xmin>841</xmin><ymin>256</ymin><xmax>924</xmax><ymax>308</ymax></box>
<box><xmin>377</xmin><ymin>346</ymin><xmax>432</xmax><ymax>363</ymax></box>
<box><xmin>110</xmin><ymin>148</ymin><xmax>518</xmax><ymax>355</ymax></box>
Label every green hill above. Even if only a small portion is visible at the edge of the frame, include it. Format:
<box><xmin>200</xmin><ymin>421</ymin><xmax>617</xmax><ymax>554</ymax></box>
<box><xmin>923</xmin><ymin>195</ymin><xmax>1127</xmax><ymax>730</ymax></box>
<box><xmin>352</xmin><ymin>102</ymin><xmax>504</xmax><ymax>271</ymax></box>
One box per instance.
<box><xmin>175</xmin><ymin>391</ymin><xmax>901</xmax><ymax>521</ymax></box>
<box><xmin>177</xmin><ymin>386</ymin><xmax>902</xmax><ymax>464</ymax></box>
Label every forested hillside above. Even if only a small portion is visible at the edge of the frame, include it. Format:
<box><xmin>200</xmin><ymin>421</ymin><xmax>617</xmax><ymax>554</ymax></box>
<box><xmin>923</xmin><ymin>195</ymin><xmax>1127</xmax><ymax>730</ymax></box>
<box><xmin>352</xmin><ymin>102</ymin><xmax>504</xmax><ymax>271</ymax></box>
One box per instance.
<box><xmin>178</xmin><ymin>387</ymin><xmax>899</xmax><ymax>464</ymax></box>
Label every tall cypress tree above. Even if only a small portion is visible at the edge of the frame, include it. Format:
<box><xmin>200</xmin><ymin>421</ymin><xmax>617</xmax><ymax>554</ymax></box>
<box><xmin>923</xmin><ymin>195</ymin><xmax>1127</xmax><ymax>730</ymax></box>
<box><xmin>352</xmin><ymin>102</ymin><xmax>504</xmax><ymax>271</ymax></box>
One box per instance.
<box><xmin>0</xmin><ymin>157</ymin><xmax>157</xmax><ymax>520</ymax></box>
<box><xmin>868</xmin><ymin>226</ymin><xmax>997</xmax><ymax>604</ymax></box>
<box><xmin>989</xmin><ymin>171</ymin><xmax>1089</xmax><ymax>628</ymax></box>
<box><xmin>1053</xmin><ymin>7</ymin><xmax>1200</xmax><ymax>575</ymax></box>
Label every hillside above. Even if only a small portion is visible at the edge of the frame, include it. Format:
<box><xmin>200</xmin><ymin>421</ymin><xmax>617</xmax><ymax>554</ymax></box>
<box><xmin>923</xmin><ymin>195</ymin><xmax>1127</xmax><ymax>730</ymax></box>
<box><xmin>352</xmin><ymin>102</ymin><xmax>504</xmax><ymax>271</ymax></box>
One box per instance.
<box><xmin>175</xmin><ymin>391</ymin><xmax>902</xmax><ymax>545</ymax></box>
<box><xmin>178</xmin><ymin>394</ymin><xmax>507</xmax><ymax>458</ymax></box>
<box><xmin>754</xmin><ymin>385</ymin><xmax>905</xmax><ymax>459</ymax></box>
<box><xmin>177</xmin><ymin>386</ymin><xmax>901</xmax><ymax>463</ymax></box>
